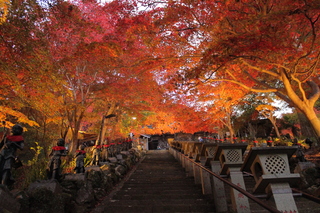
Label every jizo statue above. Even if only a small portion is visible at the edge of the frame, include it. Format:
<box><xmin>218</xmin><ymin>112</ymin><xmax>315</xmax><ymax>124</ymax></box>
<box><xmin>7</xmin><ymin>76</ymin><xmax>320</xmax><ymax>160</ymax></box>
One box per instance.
<box><xmin>47</xmin><ymin>138</ymin><xmax>67</xmax><ymax>180</ymax></box>
<box><xmin>74</xmin><ymin>145</ymin><xmax>86</xmax><ymax>173</ymax></box>
<box><xmin>0</xmin><ymin>124</ymin><xmax>24</xmax><ymax>186</ymax></box>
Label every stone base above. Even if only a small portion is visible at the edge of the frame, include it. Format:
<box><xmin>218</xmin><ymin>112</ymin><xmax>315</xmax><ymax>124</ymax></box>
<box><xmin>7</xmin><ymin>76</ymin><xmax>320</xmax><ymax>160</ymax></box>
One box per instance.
<box><xmin>0</xmin><ymin>186</ymin><xmax>20</xmax><ymax>213</ymax></box>
<box><xmin>294</xmin><ymin>162</ymin><xmax>315</xmax><ymax>173</ymax></box>
<box><xmin>64</xmin><ymin>173</ymin><xmax>86</xmax><ymax>182</ymax></box>
<box><xmin>27</xmin><ymin>179</ymin><xmax>63</xmax><ymax>196</ymax></box>
<box><xmin>266</xmin><ymin>182</ymin><xmax>298</xmax><ymax>213</ymax></box>
<box><xmin>108</xmin><ymin>157</ymin><xmax>118</xmax><ymax>163</ymax></box>
<box><xmin>85</xmin><ymin>165</ymin><xmax>101</xmax><ymax>172</ymax></box>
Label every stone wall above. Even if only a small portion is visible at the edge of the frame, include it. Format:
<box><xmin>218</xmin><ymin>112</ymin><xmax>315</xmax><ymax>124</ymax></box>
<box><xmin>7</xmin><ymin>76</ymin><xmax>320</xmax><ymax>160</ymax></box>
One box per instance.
<box><xmin>0</xmin><ymin>149</ymin><xmax>144</xmax><ymax>213</ymax></box>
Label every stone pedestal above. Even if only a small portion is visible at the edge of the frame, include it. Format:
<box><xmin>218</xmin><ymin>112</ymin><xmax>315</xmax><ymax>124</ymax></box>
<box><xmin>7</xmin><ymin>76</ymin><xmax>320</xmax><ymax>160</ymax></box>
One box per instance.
<box><xmin>294</xmin><ymin>161</ymin><xmax>315</xmax><ymax>173</ymax></box>
<box><xmin>211</xmin><ymin>160</ymin><xmax>228</xmax><ymax>212</ymax></box>
<box><xmin>193</xmin><ymin>162</ymin><xmax>201</xmax><ymax>185</ymax></box>
<box><xmin>198</xmin><ymin>144</ymin><xmax>218</xmax><ymax>195</ymax></box>
<box><xmin>266</xmin><ymin>182</ymin><xmax>298</xmax><ymax>212</ymax></box>
<box><xmin>64</xmin><ymin>173</ymin><xmax>86</xmax><ymax>181</ymax></box>
<box><xmin>229</xmin><ymin>168</ymin><xmax>250</xmax><ymax>213</ymax></box>
<box><xmin>0</xmin><ymin>187</ymin><xmax>20</xmax><ymax>213</ymax></box>
<box><xmin>199</xmin><ymin>156</ymin><xmax>212</xmax><ymax>195</ymax></box>
<box><xmin>27</xmin><ymin>179</ymin><xmax>63</xmax><ymax>196</ymax></box>
<box><xmin>188</xmin><ymin>158</ymin><xmax>194</xmax><ymax>177</ymax></box>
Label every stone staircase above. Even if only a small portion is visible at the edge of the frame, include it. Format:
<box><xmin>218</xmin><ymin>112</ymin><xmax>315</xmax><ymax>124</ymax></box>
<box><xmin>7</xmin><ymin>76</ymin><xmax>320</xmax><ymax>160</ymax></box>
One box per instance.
<box><xmin>92</xmin><ymin>150</ymin><xmax>215</xmax><ymax>213</ymax></box>
<box><xmin>92</xmin><ymin>149</ymin><xmax>320</xmax><ymax>213</ymax></box>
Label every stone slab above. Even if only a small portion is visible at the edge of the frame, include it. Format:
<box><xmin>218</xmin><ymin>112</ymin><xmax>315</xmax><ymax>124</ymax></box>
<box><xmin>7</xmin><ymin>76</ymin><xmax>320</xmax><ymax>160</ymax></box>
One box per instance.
<box><xmin>116</xmin><ymin>154</ymin><xmax>123</xmax><ymax>160</ymax></box>
<box><xmin>294</xmin><ymin>161</ymin><xmax>316</xmax><ymax>173</ymax></box>
<box><xmin>85</xmin><ymin>165</ymin><xmax>101</xmax><ymax>172</ymax></box>
<box><xmin>27</xmin><ymin>179</ymin><xmax>63</xmax><ymax>195</ymax></box>
<box><xmin>108</xmin><ymin>157</ymin><xmax>118</xmax><ymax>163</ymax></box>
<box><xmin>0</xmin><ymin>187</ymin><xmax>20</xmax><ymax>213</ymax></box>
<box><xmin>64</xmin><ymin>173</ymin><xmax>86</xmax><ymax>182</ymax></box>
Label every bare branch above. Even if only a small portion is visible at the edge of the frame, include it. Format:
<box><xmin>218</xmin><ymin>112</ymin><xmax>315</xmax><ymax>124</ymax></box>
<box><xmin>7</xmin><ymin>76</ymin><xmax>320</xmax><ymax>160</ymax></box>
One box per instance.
<box><xmin>291</xmin><ymin>74</ymin><xmax>307</xmax><ymax>102</ymax></box>
<box><xmin>239</xmin><ymin>59</ymin><xmax>281</xmax><ymax>78</ymax></box>
<box><xmin>205</xmin><ymin>78</ymin><xmax>278</xmax><ymax>93</ymax></box>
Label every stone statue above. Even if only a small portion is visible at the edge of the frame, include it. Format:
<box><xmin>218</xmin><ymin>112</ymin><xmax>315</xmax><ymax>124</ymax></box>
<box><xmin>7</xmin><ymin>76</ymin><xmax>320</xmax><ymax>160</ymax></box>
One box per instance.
<box><xmin>46</xmin><ymin>138</ymin><xmax>67</xmax><ymax>180</ymax></box>
<box><xmin>292</xmin><ymin>138</ymin><xmax>298</xmax><ymax>145</ymax></box>
<box><xmin>305</xmin><ymin>138</ymin><xmax>313</xmax><ymax>149</ymax></box>
<box><xmin>267</xmin><ymin>136</ymin><xmax>273</xmax><ymax>147</ymax></box>
<box><xmin>0</xmin><ymin>124</ymin><xmax>24</xmax><ymax>186</ymax></box>
<box><xmin>291</xmin><ymin>138</ymin><xmax>306</xmax><ymax>162</ymax></box>
<box><xmin>74</xmin><ymin>145</ymin><xmax>86</xmax><ymax>173</ymax></box>
<box><xmin>108</xmin><ymin>143</ymin><xmax>116</xmax><ymax>157</ymax></box>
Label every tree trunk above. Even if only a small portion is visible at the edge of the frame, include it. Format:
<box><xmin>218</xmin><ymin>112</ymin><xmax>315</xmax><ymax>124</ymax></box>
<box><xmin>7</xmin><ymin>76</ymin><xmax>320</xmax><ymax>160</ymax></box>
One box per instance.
<box><xmin>304</xmin><ymin>109</ymin><xmax>320</xmax><ymax>142</ymax></box>
<box><xmin>270</xmin><ymin>119</ymin><xmax>280</xmax><ymax>138</ymax></box>
<box><xmin>280</xmin><ymin>72</ymin><xmax>320</xmax><ymax>141</ymax></box>
<box><xmin>297</xmin><ymin>112</ymin><xmax>314</xmax><ymax>138</ymax></box>
<box><xmin>96</xmin><ymin>101</ymin><xmax>117</xmax><ymax>146</ymax></box>
<box><xmin>69</xmin><ymin>110</ymin><xmax>85</xmax><ymax>154</ymax></box>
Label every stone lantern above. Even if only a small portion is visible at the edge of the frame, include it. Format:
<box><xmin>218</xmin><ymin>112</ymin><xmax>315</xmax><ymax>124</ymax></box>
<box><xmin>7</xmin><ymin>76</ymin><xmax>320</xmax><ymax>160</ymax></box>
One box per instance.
<box><xmin>213</xmin><ymin>143</ymin><xmax>248</xmax><ymax>175</ymax></box>
<box><xmin>213</xmin><ymin>143</ymin><xmax>250</xmax><ymax>213</ymax></box>
<box><xmin>241</xmin><ymin>146</ymin><xmax>300</xmax><ymax>212</ymax></box>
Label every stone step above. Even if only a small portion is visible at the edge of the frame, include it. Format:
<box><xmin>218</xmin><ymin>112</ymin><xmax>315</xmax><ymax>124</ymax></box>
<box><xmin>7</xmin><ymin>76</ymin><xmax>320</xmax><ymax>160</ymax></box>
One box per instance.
<box><xmin>94</xmin><ymin>203</ymin><xmax>215</xmax><ymax>213</ymax></box>
<box><xmin>119</xmin><ymin>183</ymin><xmax>202</xmax><ymax>190</ymax></box>
<box><xmin>92</xmin><ymin>150</ymin><xmax>215</xmax><ymax>213</ymax></box>
<box><xmin>125</xmin><ymin>179</ymin><xmax>198</xmax><ymax>184</ymax></box>
<box><xmin>114</xmin><ymin>188</ymin><xmax>204</xmax><ymax>195</ymax></box>
<box><xmin>112</xmin><ymin>193</ymin><xmax>212</xmax><ymax>200</ymax></box>
<box><xmin>107</xmin><ymin>198</ymin><xmax>214</xmax><ymax>205</ymax></box>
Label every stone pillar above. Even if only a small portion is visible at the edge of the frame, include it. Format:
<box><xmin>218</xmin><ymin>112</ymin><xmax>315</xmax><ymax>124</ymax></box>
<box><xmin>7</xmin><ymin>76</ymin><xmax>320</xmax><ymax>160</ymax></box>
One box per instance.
<box><xmin>229</xmin><ymin>168</ymin><xmax>250</xmax><ymax>213</ymax></box>
<box><xmin>173</xmin><ymin>149</ymin><xmax>178</xmax><ymax>160</ymax></box>
<box><xmin>178</xmin><ymin>151</ymin><xmax>182</xmax><ymax>164</ymax></box>
<box><xmin>200</xmin><ymin>168</ymin><xmax>212</xmax><ymax>194</ymax></box>
<box><xmin>266</xmin><ymin>182</ymin><xmax>298</xmax><ymax>213</ymax></box>
<box><xmin>200</xmin><ymin>157</ymin><xmax>212</xmax><ymax>195</ymax></box>
<box><xmin>188</xmin><ymin>158</ymin><xmax>194</xmax><ymax>177</ymax></box>
<box><xmin>211</xmin><ymin>160</ymin><xmax>228</xmax><ymax>212</ymax></box>
<box><xmin>193</xmin><ymin>163</ymin><xmax>201</xmax><ymax>185</ymax></box>
<box><xmin>184</xmin><ymin>156</ymin><xmax>189</xmax><ymax>172</ymax></box>
<box><xmin>181</xmin><ymin>153</ymin><xmax>186</xmax><ymax>168</ymax></box>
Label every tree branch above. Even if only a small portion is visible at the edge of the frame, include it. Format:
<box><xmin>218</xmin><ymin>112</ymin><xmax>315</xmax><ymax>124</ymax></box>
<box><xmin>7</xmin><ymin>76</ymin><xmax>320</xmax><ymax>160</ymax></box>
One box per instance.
<box><xmin>239</xmin><ymin>59</ymin><xmax>281</xmax><ymax>78</ymax></box>
<box><xmin>205</xmin><ymin>78</ymin><xmax>278</xmax><ymax>93</ymax></box>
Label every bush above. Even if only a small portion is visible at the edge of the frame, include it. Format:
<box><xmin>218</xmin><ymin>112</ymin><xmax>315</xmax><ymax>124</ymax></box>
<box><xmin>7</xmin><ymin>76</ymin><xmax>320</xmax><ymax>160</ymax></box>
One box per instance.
<box><xmin>13</xmin><ymin>142</ymin><xmax>47</xmax><ymax>189</ymax></box>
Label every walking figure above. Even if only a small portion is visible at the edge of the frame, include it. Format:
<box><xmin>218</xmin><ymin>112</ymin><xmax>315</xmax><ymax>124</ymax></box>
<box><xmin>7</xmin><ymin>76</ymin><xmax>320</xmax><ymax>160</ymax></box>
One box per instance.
<box><xmin>47</xmin><ymin>138</ymin><xmax>67</xmax><ymax>180</ymax></box>
<box><xmin>0</xmin><ymin>124</ymin><xmax>24</xmax><ymax>186</ymax></box>
<box><xmin>74</xmin><ymin>145</ymin><xmax>86</xmax><ymax>173</ymax></box>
